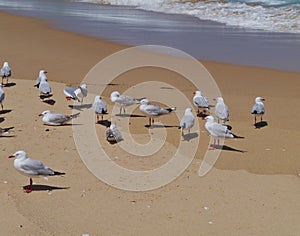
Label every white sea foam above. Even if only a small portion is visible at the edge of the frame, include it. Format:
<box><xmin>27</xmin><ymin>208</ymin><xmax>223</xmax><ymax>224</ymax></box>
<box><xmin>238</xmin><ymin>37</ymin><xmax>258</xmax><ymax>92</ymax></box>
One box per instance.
<box><xmin>74</xmin><ymin>0</ymin><xmax>300</xmax><ymax>33</ymax></box>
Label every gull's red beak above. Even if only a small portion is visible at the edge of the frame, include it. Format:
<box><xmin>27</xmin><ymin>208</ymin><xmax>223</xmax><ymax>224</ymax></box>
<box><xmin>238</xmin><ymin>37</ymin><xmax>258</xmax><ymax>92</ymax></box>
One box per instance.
<box><xmin>8</xmin><ymin>155</ymin><xmax>15</xmax><ymax>159</ymax></box>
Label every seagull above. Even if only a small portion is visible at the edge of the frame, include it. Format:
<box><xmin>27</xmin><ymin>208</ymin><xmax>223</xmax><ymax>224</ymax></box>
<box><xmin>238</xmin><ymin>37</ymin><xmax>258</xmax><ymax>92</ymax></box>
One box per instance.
<box><xmin>193</xmin><ymin>91</ymin><xmax>210</xmax><ymax>117</ymax></box>
<box><xmin>110</xmin><ymin>91</ymin><xmax>145</xmax><ymax>115</ymax></box>
<box><xmin>39</xmin><ymin>110</ymin><xmax>80</xmax><ymax>126</ymax></box>
<box><xmin>93</xmin><ymin>95</ymin><xmax>107</xmax><ymax>122</ymax></box>
<box><xmin>63</xmin><ymin>84</ymin><xmax>87</xmax><ymax>103</ymax></box>
<box><xmin>139</xmin><ymin>98</ymin><xmax>176</xmax><ymax>127</ymax></box>
<box><xmin>179</xmin><ymin>108</ymin><xmax>195</xmax><ymax>136</ymax></box>
<box><xmin>205</xmin><ymin>115</ymin><xmax>233</xmax><ymax>150</ymax></box>
<box><xmin>0</xmin><ymin>84</ymin><xmax>5</xmax><ymax>110</ymax></box>
<box><xmin>251</xmin><ymin>97</ymin><xmax>265</xmax><ymax>124</ymax></box>
<box><xmin>8</xmin><ymin>150</ymin><xmax>65</xmax><ymax>193</ymax></box>
<box><xmin>214</xmin><ymin>97</ymin><xmax>229</xmax><ymax>124</ymax></box>
<box><xmin>1</xmin><ymin>61</ymin><xmax>11</xmax><ymax>86</ymax></box>
<box><xmin>39</xmin><ymin>72</ymin><xmax>51</xmax><ymax>99</ymax></box>
<box><xmin>34</xmin><ymin>70</ymin><xmax>47</xmax><ymax>88</ymax></box>
<box><xmin>106</xmin><ymin>123</ymin><xmax>123</xmax><ymax>143</ymax></box>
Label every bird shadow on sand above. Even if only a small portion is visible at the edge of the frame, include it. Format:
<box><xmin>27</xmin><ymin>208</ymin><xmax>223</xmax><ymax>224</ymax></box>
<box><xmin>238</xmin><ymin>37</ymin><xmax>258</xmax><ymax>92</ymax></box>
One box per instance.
<box><xmin>97</xmin><ymin>120</ymin><xmax>111</xmax><ymax>127</ymax></box>
<box><xmin>0</xmin><ymin>135</ymin><xmax>16</xmax><ymax>138</ymax></box>
<box><xmin>210</xmin><ymin>144</ymin><xmax>246</xmax><ymax>153</ymax></box>
<box><xmin>23</xmin><ymin>184</ymin><xmax>70</xmax><ymax>192</ymax></box>
<box><xmin>43</xmin><ymin>99</ymin><xmax>56</xmax><ymax>106</ymax></box>
<box><xmin>254</xmin><ymin>121</ymin><xmax>268</xmax><ymax>129</ymax></box>
<box><xmin>40</xmin><ymin>94</ymin><xmax>53</xmax><ymax>100</ymax></box>
<box><xmin>69</xmin><ymin>104</ymin><xmax>92</xmax><ymax>111</ymax></box>
<box><xmin>182</xmin><ymin>132</ymin><xmax>198</xmax><ymax>141</ymax></box>
<box><xmin>0</xmin><ymin>109</ymin><xmax>12</xmax><ymax>115</ymax></box>
<box><xmin>145</xmin><ymin>124</ymin><xmax>179</xmax><ymax>129</ymax></box>
<box><xmin>115</xmin><ymin>114</ymin><xmax>146</xmax><ymax>118</ymax></box>
<box><xmin>4</xmin><ymin>82</ymin><xmax>16</xmax><ymax>88</ymax></box>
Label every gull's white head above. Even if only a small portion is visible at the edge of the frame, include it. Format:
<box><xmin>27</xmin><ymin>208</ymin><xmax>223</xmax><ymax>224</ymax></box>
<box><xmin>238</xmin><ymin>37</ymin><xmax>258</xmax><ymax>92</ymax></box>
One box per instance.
<box><xmin>80</xmin><ymin>84</ymin><xmax>87</xmax><ymax>89</ymax></box>
<box><xmin>184</xmin><ymin>107</ymin><xmax>193</xmax><ymax>115</ymax></box>
<box><xmin>9</xmin><ymin>150</ymin><xmax>27</xmax><ymax>160</ymax></box>
<box><xmin>194</xmin><ymin>91</ymin><xmax>202</xmax><ymax>96</ymax></box>
<box><xmin>110</xmin><ymin>91</ymin><xmax>120</xmax><ymax>102</ymax></box>
<box><xmin>110</xmin><ymin>123</ymin><xmax>116</xmax><ymax>130</ymax></box>
<box><xmin>140</xmin><ymin>99</ymin><xmax>149</xmax><ymax>105</ymax></box>
<box><xmin>39</xmin><ymin>70</ymin><xmax>47</xmax><ymax>76</ymax></box>
<box><xmin>40</xmin><ymin>110</ymin><xmax>51</xmax><ymax>116</ymax></box>
<box><xmin>205</xmin><ymin>115</ymin><xmax>215</xmax><ymax>122</ymax></box>
<box><xmin>255</xmin><ymin>97</ymin><xmax>265</xmax><ymax>103</ymax></box>
<box><xmin>215</xmin><ymin>97</ymin><xmax>224</xmax><ymax>103</ymax></box>
<box><xmin>94</xmin><ymin>95</ymin><xmax>101</xmax><ymax>101</ymax></box>
<box><xmin>3</xmin><ymin>62</ymin><xmax>9</xmax><ymax>67</ymax></box>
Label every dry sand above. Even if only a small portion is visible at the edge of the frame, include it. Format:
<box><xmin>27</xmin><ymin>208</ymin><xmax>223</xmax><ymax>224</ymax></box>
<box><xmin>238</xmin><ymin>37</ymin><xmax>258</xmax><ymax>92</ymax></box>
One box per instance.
<box><xmin>0</xmin><ymin>11</ymin><xmax>299</xmax><ymax>235</ymax></box>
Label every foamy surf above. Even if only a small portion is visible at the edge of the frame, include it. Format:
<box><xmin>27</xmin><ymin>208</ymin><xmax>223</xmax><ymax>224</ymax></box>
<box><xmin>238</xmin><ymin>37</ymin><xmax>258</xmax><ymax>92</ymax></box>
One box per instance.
<box><xmin>75</xmin><ymin>0</ymin><xmax>300</xmax><ymax>33</ymax></box>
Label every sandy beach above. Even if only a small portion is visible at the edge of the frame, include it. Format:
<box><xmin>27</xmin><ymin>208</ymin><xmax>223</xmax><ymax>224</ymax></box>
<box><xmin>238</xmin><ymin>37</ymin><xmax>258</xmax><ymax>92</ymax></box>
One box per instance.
<box><xmin>0</xmin><ymin>11</ymin><xmax>300</xmax><ymax>235</ymax></box>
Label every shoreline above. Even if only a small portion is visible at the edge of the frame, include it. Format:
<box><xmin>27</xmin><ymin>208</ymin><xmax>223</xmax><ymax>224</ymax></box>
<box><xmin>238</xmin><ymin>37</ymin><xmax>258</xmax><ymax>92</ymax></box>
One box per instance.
<box><xmin>0</xmin><ymin>1</ymin><xmax>300</xmax><ymax>72</ymax></box>
<box><xmin>0</xmin><ymin>9</ymin><xmax>300</xmax><ymax>236</ymax></box>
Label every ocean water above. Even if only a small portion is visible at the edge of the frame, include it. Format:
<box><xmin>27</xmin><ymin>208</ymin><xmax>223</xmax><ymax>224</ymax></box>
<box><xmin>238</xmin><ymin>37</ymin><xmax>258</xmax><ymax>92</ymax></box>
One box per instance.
<box><xmin>0</xmin><ymin>0</ymin><xmax>299</xmax><ymax>72</ymax></box>
<box><xmin>75</xmin><ymin>0</ymin><xmax>300</xmax><ymax>34</ymax></box>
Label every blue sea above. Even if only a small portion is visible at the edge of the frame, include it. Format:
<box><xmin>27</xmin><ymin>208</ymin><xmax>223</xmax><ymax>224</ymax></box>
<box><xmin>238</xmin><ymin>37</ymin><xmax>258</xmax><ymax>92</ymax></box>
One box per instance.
<box><xmin>0</xmin><ymin>0</ymin><xmax>299</xmax><ymax>72</ymax></box>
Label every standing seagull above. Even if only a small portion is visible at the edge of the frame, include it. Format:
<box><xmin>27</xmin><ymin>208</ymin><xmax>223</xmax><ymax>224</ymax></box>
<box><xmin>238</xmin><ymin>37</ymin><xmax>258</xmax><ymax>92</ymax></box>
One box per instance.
<box><xmin>179</xmin><ymin>108</ymin><xmax>195</xmax><ymax>136</ymax></box>
<box><xmin>64</xmin><ymin>83</ymin><xmax>87</xmax><ymax>103</ymax></box>
<box><xmin>39</xmin><ymin>72</ymin><xmax>52</xmax><ymax>99</ymax></box>
<box><xmin>139</xmin><ymin>99</ymin><xmax>176</xmax><ymax>127</ymax></box>
<box><xmin>214</xmin><ymin>97</ymin><xmax>229</xmax><ymax>124</ymax></box>
<box><xmin>205</xmin><ymin>115</ymin><xmax>233</xmax><ymax>150</ymax></box>
<box><xmin>34</xmin><ymin>70</ymin><xmax>47</xmax><ymax>88</ymax></box>
<box><xmin>0</xmin><ymin>84</ymin><xmax>5</xmax><ymax>110</ymax></box>
<box><xmin>1</xmin><ymin>62</ymin><xmax>11</xmax><ymax>86</ymax></box>
<box><xmin>39</xmin><ymin>110</ymin><xmax>80</xmax><ymax>126</ymax></box>
<box><xmin>110</xmin><ymin>91</ymin><xmax>144</xmax><ymax>115</ymax></box>
<box><xmin>106</xmin><ymin>123</ymin><xmax>123</xmax><ymax>143</ymax></box>
<box><xmin>93</xmin><ymin>95</ymin><xmax>107</xmax><ymax>122</ymax></box>
<box><xmin>193</xmin><ymin>91</ymin><xmax>210</xmax><ymax>117</ymax></box>
<box><xmin>8</xmin><ymin>150</ymin><xmax>65</xmax><ymax>193</ymax></box>
<box><xmin>251</xmin><ymin>97</ymin><xmax>265</xmax><ymax>124</ymax></box>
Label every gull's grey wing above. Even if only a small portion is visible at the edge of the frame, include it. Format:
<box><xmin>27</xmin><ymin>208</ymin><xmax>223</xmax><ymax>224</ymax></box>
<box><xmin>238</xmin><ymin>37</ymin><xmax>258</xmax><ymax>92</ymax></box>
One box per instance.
<box><xmin>194</xmin><ymin>96</ymin><xmax>209</xmax><ymax>108</ymax></box>
<box><xmin>21</xmin><ymin>158</ymin><xmax>54</xmax><ymax>176</ymax></box>
<box><xmin>1</xmin><ymin>66</ymin><xmax>11</xmax><ymax>77</ymax></box>
<box><xmin>215</xmin><ymin>103</ymin><xmax>229</xmax><ymax>120</ymax></box>
<box><xmin>180</xmin><ymin>114</ymin><xmax>194</xmax><ymax>129</ymax></box>
<box><xmin>39</xmin><ymin>81</ymin><xmax>51</xmax><ymax>94</ymax></box>
<box><xmin>64</xmin><ymin>87</ymin><xmax>80</xmax><ymax>101</ymax></box>
<box><xmin>93</xmin><ymin>100</ymin><xmax>107</xmax><ymax>114</ymax></box>
<box><xmin>251</xmin><ymin>103</ymin><xmax>264</xmax><ymax>114</ymax></box>
<box><xmin>0</xmin><ymin>90</ymin><xmax>5</xmax><ymax>103</ymax></box>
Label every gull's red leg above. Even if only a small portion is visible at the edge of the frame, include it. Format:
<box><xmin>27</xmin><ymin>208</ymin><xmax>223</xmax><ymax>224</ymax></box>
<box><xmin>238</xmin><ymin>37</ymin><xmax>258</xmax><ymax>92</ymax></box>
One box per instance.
<box><xmin>24</xmin><ymin>178</ymin><xmax>33</xmax><ymax>193</ymax></box>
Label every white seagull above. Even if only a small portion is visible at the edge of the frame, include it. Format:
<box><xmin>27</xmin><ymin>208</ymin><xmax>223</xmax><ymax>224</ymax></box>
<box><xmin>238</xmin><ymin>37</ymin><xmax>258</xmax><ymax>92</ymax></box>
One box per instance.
<box><xmin>193</xmin><ymin>90</ymin><xmax>210</xmax><ymax>117</ymax></box>
<box><xmin>39</xmin><ymin>110</ymin><xmax>80</xmax><ymax>126</ymax></box>
<box><xmin>39</xmin><ymin>72</ymin><xmax>51</xmax><ymax>99</ymax></box>
<box><xmin>8</xmin><ymin>150</ymin><xmax>65</xmax><ymax>193</ymax></box>
<box><xmin>1</xmin><ymin>61</ymin><xmax>11</xmax><ymax>86</ymax></box>
<box><xmin>106</xmin><ymin>123</ymin><xmax>123</xmax><ymax>143</ymax></box>
<box><xmin>110</xmin><ymin>91</ymin><xmax>144</xmax><ymax>115</ymax></box>
<box><xmin>63</xmin><ymin>83</ymin><xmax>87</xmax><ymax>103</ymax></box>
<box><xmin>0</xmin><ymin>84</ymin><xmax>5</xmax><ymax>110</ymax></box>
<box><xmin>214</xmin><ymin>97</ymin><xmax>229</xmax><ymax>124</ymax></box>
<box><xmin>34</xmin><ymin>70</ymin><xmax>47</xmax><ymax>88</ymax></box>
<box><xmin>205</xmin><ymin>115</ymin><xmax>233</xmax><ymax>150</ymax></box>
<box><xmin>179</xmin><ymin>108</ymin><xmax>195</xmax><ymax>136</ymax></box>
<box><xmin>251</xmin><ymin>97</ymin><xmax>265</xmax><ymax>124</ymax></box>
<box><xmin>93</xmin><ymin>95</ymin><xmax>107</xmax><ymax>122</ymax></box>
<box><xmin>139</xmin><ymin>98</ymin><xmax>176</xmax><ymax>127</ymax></box>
